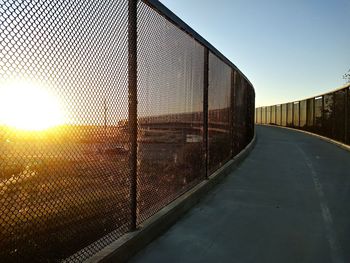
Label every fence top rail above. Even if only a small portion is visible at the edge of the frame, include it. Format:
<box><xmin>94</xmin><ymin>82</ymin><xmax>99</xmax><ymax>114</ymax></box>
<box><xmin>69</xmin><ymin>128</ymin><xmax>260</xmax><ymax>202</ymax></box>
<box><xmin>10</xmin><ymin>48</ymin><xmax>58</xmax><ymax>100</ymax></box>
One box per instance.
<box><xmin>142</xmin><ymin>0</ymin><xmax>254</xmax><ymax>92</ymax></box>
<box><xmin>257</xmin><ymin>83</ymin><xmax>350</xmax><ymax>109</ymax></box>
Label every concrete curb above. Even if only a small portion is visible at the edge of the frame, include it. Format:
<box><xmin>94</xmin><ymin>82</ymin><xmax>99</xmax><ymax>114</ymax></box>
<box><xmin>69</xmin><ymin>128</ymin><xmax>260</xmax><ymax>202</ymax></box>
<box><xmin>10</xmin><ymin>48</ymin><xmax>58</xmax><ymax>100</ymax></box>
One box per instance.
<box><xmin>85</xmin><ymin>133</ymin><xmax>257</xmax><ymax>263</ymax></box>
<box><xmin>258</xmin><ymin>124</ymin><xmax>350</xmax><ymax>152</ymax></box>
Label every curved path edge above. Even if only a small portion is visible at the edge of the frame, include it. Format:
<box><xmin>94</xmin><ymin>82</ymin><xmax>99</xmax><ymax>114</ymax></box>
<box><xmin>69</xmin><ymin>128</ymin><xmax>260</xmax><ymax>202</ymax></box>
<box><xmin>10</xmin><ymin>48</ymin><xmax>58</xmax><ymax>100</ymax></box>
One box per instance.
<box><xmin>258</xmin><ymin>124</ymin><xmax>350</xmax><ymax>152</ymax></box>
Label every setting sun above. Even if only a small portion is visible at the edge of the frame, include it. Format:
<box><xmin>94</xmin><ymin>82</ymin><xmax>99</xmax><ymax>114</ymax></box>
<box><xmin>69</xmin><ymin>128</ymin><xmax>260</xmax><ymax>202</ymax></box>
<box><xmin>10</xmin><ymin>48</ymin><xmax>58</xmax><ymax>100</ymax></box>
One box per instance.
<box><xmin>0</xmin><ymin>81</ymin><xmax>64</xmax><ymax>131</ymax></box>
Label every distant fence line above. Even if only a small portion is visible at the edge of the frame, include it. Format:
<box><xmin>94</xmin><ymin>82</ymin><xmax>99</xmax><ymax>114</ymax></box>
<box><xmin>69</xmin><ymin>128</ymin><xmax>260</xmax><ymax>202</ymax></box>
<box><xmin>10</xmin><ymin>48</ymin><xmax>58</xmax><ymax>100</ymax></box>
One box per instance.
<box><xmin>0</xmin><ymin>0</ymin><xmax>255</xmax><ymax>261</ymax></box>
<box><xmin>255</xmin><ymin>84</ymin><xmax>350</xmax><ymax>144</ymax></box>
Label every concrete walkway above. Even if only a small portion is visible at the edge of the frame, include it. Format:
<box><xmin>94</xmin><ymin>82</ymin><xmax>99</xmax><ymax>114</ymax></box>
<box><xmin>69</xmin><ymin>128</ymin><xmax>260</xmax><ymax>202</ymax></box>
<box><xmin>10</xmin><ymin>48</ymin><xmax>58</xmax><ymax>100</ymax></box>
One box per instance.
<box><xmin>130</xmin><ymin>126</ymin><xmax>350</xmax><ymax>263</ymax></box>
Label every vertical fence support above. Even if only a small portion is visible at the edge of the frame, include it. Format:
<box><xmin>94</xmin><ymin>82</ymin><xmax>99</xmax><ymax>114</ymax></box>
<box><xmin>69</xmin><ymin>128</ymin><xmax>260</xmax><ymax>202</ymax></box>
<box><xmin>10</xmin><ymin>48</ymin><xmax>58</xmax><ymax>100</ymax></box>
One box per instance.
<box><xmin>322</xmin><ymin>95</ymin><xmax>325</xmax><ymax>135</ymax></box>
<box><xmin>230</xmin><ymin>69</ymin><xmax>235</xmax><ymax>158</ymax></box>
<box><xmin>281</xmin><ymin>105</ymin><xmax>283</xmax><ymax>126</ymax></box>
<box><xmin>252</xmin><ymin>91</ymin><xmax>255</xmax><ymax>134</ymax></box>
<box><xmin>292</xmin><ymin>103</ymin><xmax>294</xmax><ymax>127</ymax></box>
<box><xmin>260</xmin><ymin>107</ymin><xmax>262</xmax><ymax>124</ymax></box>
<box><xmin>203</xmin><ymin>48</ymin><xmax>209</xmax><ymax>179</ymax></box>
<box><xmin>298</xmin><ymin>102</ymin><xmax>300</xmax><ymax>127</ymax></box>
<box><xmin>275</xmin><ymin>106</ymin><xmax>277</xmax><ymax>125</ymax></box>
<box><xmin>306</xmin><ymin>101</ymin><xmax>309</xmax><ymax>128</ymax></box>
<box><xmin>332</xmin><ymin>92</ymin><xmax>336</xmax><ymax>139</ymax></box>
<box><xmin>345</xmin><ymin>88</ymin><xmax>349</xmax><ymax>144</ymax></box>
<box><xmin>255</xmin><ymin>108</ymin><xmax>257</xmax><ymax>124</ymax></box>
<box><xmin>259</xmin><ymin>107</ymin><xmax>261</xmax><ymax>124</ymax></box>
<box><xmin>313</xmin><ymin>98</ymin><xmax>316</xmax><ymax>128</ymax></box>
<box><xmin>128</xmin><ymin>0</ymin><xmax>138</xmax><ymax>231</ymax></box>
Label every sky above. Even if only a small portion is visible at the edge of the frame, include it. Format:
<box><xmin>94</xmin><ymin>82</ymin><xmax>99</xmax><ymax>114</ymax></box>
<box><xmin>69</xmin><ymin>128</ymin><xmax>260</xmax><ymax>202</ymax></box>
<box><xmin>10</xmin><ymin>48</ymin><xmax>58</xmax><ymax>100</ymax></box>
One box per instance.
<box><xmin>160</xmin><ymin>0</ymin><xmax>350</xmax><ymax>107</ymax></box>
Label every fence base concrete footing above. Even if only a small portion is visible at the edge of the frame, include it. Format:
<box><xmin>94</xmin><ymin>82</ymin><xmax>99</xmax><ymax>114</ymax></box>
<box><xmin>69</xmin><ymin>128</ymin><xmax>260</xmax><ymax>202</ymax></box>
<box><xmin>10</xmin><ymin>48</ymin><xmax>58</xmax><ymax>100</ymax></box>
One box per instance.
<box><xmin>258</xmin><ymin>124</ymin><xmax>350</xmax><ymax>152</ymax></box>
<box><xmin>84</xmin><ymin>133</ymin><xmax>257</xmax><ymax>263</ymax></box>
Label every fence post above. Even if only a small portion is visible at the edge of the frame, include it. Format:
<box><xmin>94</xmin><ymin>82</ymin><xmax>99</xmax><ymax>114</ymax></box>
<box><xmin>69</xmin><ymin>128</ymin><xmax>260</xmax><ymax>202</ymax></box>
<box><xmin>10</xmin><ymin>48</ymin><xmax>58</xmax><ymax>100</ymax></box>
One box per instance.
<box><xmin>292</xmin><ymin>103</ymin><xmax>294</xmax><ymax>127</ymax></box>
<box><xmin>345</xmin><ymin>88</ymin><xmax>349</xmax><ymax>144</ymax></box>
<box><xmin>252</xmin><ymin>90</ymin><xmax>255</xmax><ymax>134</ymax></box>
<box><xmin>230</xmin><ymin>69</ymin><xmax>235</xmax><ymax>158</ymax></box>
<box><xmin>128</xmin><ymin>0</ymin><xmax>138</xmax><ymax>231</ymax></box>
<box><xmin>279</xmin><ymin>104</ymin><xmax>288</xmax><ymax>127</ymax></box>
<box><xmin>203</xmin><ymin>48</ymin><xmax>209</xmax><ymax>179</ymax></box>
<box><xmin>312</xmin><ymin>97</ymin><xmax>316</xmax><ymax>129</ymax></box>
<box><xmin>332</xmin><ymin>92</ymin><xmax>336</xmax><ymax>139</ymax></box>
<box><xmin>322</xmin><ymin>95</ymin><xmax>325</xmax><ymax>135</ymax></box>
<box><xmin>305</xmin><ymin>101</ymin><xmax>308</xmax><ymax>128</ymax></box>
<box><xmin>275</xmin><ymin>106</ymin><xmax>277</xmax><ymax>125</ymax></box>
<box><xmin>298</xmin><ymin>102</ymin><xmax>300</xmax><ymax>127</ymax></box>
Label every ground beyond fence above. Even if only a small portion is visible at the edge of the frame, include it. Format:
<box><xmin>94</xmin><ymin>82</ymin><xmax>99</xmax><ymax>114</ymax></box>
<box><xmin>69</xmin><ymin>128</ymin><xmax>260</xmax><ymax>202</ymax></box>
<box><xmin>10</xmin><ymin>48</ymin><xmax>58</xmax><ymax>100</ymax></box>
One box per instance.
<box><xmin>0</xmin><ymin>0</ymin><xmax>255</xmax><ymax>261</ymax></box>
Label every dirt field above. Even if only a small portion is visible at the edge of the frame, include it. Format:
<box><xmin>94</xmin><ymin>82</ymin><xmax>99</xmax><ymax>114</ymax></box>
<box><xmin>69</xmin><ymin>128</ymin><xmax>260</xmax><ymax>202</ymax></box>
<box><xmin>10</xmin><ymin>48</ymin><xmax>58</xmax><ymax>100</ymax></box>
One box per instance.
<box><xmin>0</xmin><ymin>125</ymin><xmax>205</xmax><ymax>261</ymax></box>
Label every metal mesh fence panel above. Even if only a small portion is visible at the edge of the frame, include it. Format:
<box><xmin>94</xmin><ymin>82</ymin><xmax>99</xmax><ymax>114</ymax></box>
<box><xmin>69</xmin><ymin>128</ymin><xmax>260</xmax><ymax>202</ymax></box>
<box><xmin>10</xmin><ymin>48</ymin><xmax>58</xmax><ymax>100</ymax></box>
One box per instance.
<box><xmin>0</xmin><ymin>0</ymin><xmax>132</xmax><ymax>262</ymax></box>
<box><xmin>262</xmin><ymin>107</ymin><xmax>266</xmax><ymax>124</ymax></box>
<box><xmin>242</xmin><ymin>80</ymin><xmax>252</xmax><ymax>149</ymax></box>
<box><xmin>266</xmin><ymin>106</ymin><xmax>271</xmax><ymax>124</ymax></box>
<box><xmin>241</xmin><ymin>81</ymin><xmax>251</xmax><ymax>146</ymax></box>
<box><xmin>334</xmin><ymin>89</ymin><xmax>346</xmax><ymax>142</ymax></box>
<box><xmin>136</xmin><ymin>1</ymin><xmax>205</xmax><ymax>223</ymax></box>
<box><xmin>237</xmin><ymin>74</ymin><xmax>253</xmax><ymax>154</ymax></box>
<box><xmin>0</xmin><ymin>0</ymin><xmax>257</xmax><ymax>260</ymax></box>
<box><xmin>259</xmin><ymin>107</ymin><xmax>263</xmax><ymax>123</ymax></box>
<box><xmin>293</xmin><ymin>102</ymin><xmax>300</xmax><ymax>127</ymax></box>
<box><xmin>347</xmin><ymin>87</ymin><xmax>350</xmax><ymax>144</ymax></box>
<box><xmin>306</xmin><ymin>98</ymin><xmax>314</xmax><ymax>129</ymax></box>
<box><xmin>247</xmin><ymin>84</ymin><xmax>255</xmax><ymax>142</ymax></box>
<box><xmin>287</xmin><ymin>103</ymin><xmax>293</xmax><ymax>127</ymax></box>
<box><xmin>208</xmin><ymin>52</ymin><xmax>232</xmax><ymax>172</ymax></box>
<box><xmin>276</xmin><ymin>105</ymin><xmax>281</xmax><ymax>125</ymax></box>
<box><xmin>315</xmin><ymin>97</ymin><xmax>323</xmax><ymax>134</ymax></box>
<box><xmin>281</xmin><ymin>104</ymin><xmax>287</xmax><ymax>126</ymax></box>
<box><xmin>299</xmin><ymin>100</ymin><xmax>307</xmax><ymax>129</ymax></box>
<box><xmin>271</xmin><ymin>105</ymin><xmax>276</xmax><ymax>124</ymax></box>
<box><xmin>323</xmin><ymin>93</ymin><xmax>334</xmax><ymax>138</ymax></box>
<box><xmin>256</xmin><ymin>85</ymin><xmax>350</xmax><ymax>146</ymax></box>
<box><xmin>257</xmin><ymin>107</ymin><xmax>262</xmax><ymax>124</ymax></box>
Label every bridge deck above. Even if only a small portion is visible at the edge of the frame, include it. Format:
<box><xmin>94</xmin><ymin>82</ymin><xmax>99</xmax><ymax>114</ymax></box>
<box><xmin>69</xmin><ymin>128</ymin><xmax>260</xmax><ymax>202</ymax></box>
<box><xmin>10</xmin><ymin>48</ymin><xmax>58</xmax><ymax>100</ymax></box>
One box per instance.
<box><xmin>131</xmin><ymin>125</ymin><xmax>350</xmax><ymax>263</ymax></box>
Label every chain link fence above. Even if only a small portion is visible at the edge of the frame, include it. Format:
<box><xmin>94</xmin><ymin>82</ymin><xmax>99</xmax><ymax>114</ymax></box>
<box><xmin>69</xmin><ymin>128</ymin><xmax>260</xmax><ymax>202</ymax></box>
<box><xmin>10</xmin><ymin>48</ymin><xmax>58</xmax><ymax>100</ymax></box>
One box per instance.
<box><xmin>0</xmin><ymin>0</ymin><xmax>255</xmax><ymax>261</ymax></box>
<box><xmin>256</xmin><ymin>84</ymin><xmax>350</xmax><ymax>145</ymax></box>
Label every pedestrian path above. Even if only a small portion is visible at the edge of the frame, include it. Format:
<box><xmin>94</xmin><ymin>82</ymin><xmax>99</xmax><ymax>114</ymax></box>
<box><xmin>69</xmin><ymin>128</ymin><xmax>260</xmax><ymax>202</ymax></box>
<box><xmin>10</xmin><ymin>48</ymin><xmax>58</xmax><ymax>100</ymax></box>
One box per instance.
<box><xmin>131</xmin><ymin>125</ymin><xmax>350</xmax><ymax>263</ymax></box>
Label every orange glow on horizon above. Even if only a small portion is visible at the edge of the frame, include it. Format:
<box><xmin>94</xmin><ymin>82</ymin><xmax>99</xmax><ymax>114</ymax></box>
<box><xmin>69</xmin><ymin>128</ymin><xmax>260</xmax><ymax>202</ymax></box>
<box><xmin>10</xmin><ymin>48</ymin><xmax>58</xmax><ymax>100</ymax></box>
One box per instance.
<box><xmin>0</xmin><ymin>81</ymin><xmax>64</xmax><ymax>131</ymax></box>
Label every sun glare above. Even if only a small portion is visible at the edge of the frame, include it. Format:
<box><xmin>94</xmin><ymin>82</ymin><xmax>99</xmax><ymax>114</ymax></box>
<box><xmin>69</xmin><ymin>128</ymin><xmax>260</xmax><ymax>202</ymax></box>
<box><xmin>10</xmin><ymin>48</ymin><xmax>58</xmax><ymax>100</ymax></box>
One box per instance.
<box><xmin>0</xmin><ymin>81</ymin><xmax>64</xmax><ymax>131</ymax></box>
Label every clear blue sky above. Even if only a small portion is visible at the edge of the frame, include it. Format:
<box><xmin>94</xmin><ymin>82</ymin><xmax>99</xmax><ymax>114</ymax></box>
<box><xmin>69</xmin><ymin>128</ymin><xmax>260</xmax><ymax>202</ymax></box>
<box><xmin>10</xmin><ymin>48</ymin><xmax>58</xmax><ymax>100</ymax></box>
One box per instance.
<box><xmin>160</xmin><ymin>0</ymin><xmax>350</xmax><ymax>107</ymax></box>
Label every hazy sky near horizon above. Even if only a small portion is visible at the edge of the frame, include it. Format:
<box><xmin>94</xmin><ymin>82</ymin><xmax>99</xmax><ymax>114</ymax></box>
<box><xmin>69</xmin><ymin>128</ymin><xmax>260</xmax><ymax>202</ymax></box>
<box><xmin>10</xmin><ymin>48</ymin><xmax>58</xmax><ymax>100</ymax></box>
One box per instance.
<box><xmin>160</xmin><ymin>0</ymin><xmax>350</xmax><ymax>107</ymax></box>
